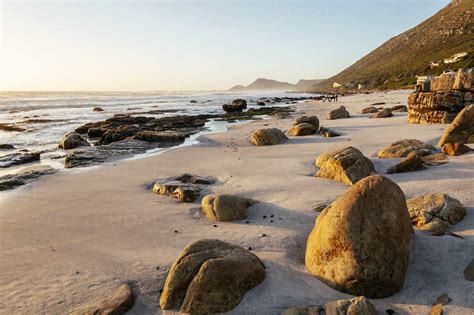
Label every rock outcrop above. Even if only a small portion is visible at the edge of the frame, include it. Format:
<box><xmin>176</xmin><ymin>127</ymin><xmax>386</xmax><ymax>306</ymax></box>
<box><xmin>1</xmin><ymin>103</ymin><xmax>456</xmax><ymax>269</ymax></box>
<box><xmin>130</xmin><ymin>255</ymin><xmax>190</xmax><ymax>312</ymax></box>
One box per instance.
<box><xmin>370</xmin><ymin>108</ymin><xmax>392</xmax><ymax>118</ymax></box>
<box><xmin>250</xmin><ymin>128</ymin><xmax>288</xmax><ymax>146</ymax></box>
<box><xmin>201</xmin><ymin>194</ymin><xmax>257</xmax><ymax>221</ymax></box>
<box><xmin>0</xmin><ymin>168</ymin><xmax>57</xmax><ymax>191</ymax></box>
<box><xmin>327</xmin><ymin>106</ymin><xmax>350</xmax><ymax>120</ymax></box>
<box><xmin>315</xmin><ymin>147</ymin><xmax>375</xmax><ymax>185</ymax></box>
<box><xmin>58</xmin><ymin>132</ymin><xmax>90</xmax><ymax>150</ymax></box>
<box><xmin>377</xmin><ymin>139</ymin><xmax>436</xmax><ymax>158</ymax></box>
<box><xmin>160</xmin><ymin>239</ymin><xmax>265</xmax><ymax>314</ymax></box>
<box><xmin>408</xmin><ymin>69</ymin><xmax>474</xmax><ymax>124</ymax></box>
<box><xmin>305</xmin><ymin>175</ymin><xmax>412</xmax><ymax>298</ymax></box>
<box><xmin>437</xmin><ymin>104</ymin><xmax>474</xmax><ymax>146</ymax></box>
<box><xmin>407</xmin><ymin>193</ymin><xmax>466</xmax><ymax>233</ymax></box>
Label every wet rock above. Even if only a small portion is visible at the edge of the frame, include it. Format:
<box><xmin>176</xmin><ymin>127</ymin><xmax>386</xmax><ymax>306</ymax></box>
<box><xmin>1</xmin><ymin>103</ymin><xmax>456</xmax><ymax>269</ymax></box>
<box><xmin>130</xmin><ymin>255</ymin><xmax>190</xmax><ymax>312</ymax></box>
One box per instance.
<box><xmin>361</xmin><ymin>106</ymin><xmax>379</xmax><ymax>114</ymax></box>
<box><xmin>441</xmin><ymin>142</ymin><xmax>471</xmax><ymax>156</ymax></box>
<box><xmin>0</xmin><ymin>123</ymin><xmax>26</xmax><ymax>132</ymax></box>
<box><xmin>370</xmin><ymin>108</ymin><xmax>392</xmax><ymax>118</ymax></box>
<box><xmin>296</xmin><ymin>116</ymin><xmax>319</xmax><ymax>129</ymax></box>
<box><xmin>190</xmin><ymin>100</ymin><xmax>197</xmax><ymax>103</ymax></box>
<box><xmin>73</xmin><ymin>283</ymin><xmax>134</xmax><ymax>315</ymax></box>
<box><xmin>324</xmin><ymin>296</ymin><xmax>377</xmax><ymax>315</ymax></box>
<box><xmin>438</xmin><ymin>104</ymin><xmax>474</xmax><ymax>147</ymax></box>
<box><xmin>250</xmin><ymin>128</ymin><xmax>288</xmax><ymax>146</ymax></box>
<box><xmin>93</xmin><ymin>107</ymin><xmax>104</xmax><ymax>112</ymax></box>
<box><xmin>132</xmin><ymin>130</ymin><xmax>186</xmax><ymax>143</ymax></box>
<box><xmin>315</xmin><ymin>146</ymin><xmax>375</xmax><ymax>185</ymax></box>
<box><xmin>407</xmin><ymin>193</ymin><xmax>466</xmax><ymax>233</ymax></box>
<box><xmin>305</xmin><ymin>175</ymin><xmax>411</xmax><ymax>298</ymax></box>
<box><xmin>222</xmin><ymin>99</ymin><xmax>247</xmax><ymax>113</ymax></box>
<box><xmin>201</xmin><ymin>194</ymin><xmax>258</xmax><ymax>221</ymax></box>
<box><xmin>257</xmin><ymin>101</ymin><xmax>266</xmax><ymax>106</ymax></box>
<box><xmin>160</xmin><ymin>239</ymin><xmax>265</xmax><ymax>314</ymax></box>
<box><xmin>0</xmin><ymin>152</ymin><xmax>41</xmax><ymax>168</ymax></box>
<box><xmin>377</xmin><ymin>139</ymin><xmax>436</xmax><ymax>158</ymax></box>
<box><xmin>386</xmin><ymin>153</ymin><xmax>426</xmax><ymax>174</ymax></box>
<box><xmin>0</xmin><ymin>168</ymin><xmax>57</xmax><ymax>191</ymax></box>
<box><xmin>87</xmin><ymin>127</ymin><xmax>105</xmax><ymax>138</ymax></box>
<box><xmin>464</xmin><ymin>259</ymin><xmax>474</xmax><ymax>281</ymax></box>
<box><xmin>58</xmin><ymin>132</ymin><xmax>90</xmax><ymax>150</ymax></box>
<box><xmin>327</xmin><ymin>106</ymin><xmax>350</xmax><ymax>120</ymax></box>
<box><xmin>0</xmin><ymin>144</ymin><xmax>15</xmax><ymax>150</ymax></box>
<box><xmin>287</xmin><ymin>123</ymin><xmax>318</xmax><ymax>136</ymax></box>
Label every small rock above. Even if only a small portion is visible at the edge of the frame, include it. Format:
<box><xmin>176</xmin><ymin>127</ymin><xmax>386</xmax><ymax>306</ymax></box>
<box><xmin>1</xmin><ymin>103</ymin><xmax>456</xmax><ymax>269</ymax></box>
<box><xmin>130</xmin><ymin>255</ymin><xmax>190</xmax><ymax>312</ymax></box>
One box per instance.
<box><xmin>442</xmin><ymin>142</ymin><xmax>471</xmax><ymax>156</ymax></box>
<box><xmin>391</xmin><ymin>105</ymin><xmax>408</xmax><ymax>112</ymax></box>
<box><xmin>58</xmin><ymin>132</ymin><xmax>90</xmax><ymax>150</ymax></box>
<box><xmin>370</xmin><ymin>108</ymin><xmax>392</xmax><ymax>118</ymax></box>
<box><xmin>386</xmin><ymin>153</ymin><xmax>426</xmax><ymax>174</ymax></box>
<box><xmin>361</xmin><ymin>106</ymin><xmax>379</xmax><ymax>114</ymax></box>
<box><xmin>327</xmin><ymin>106</ymin><xmax>350</xmax><ymax>120</ymax></box>
<box><xmin>325</xmin><ymin>296</ymin><xmax>377</xmax><ymax>315</ymax></box>
<box><xmin>73</xmin><ymin>284</ymin><xmax>134</xmax><ymax>315</ymax></box>
<box><xmin>201</xmin><ymin>194</ymin><xmax>258</xmax><ymax>221</ymax></box>
<box><xmin>0</xmin><ymin>144</ymin><xmax>15</xmax><ymax>150</ymax></box>
<box><xmin>464</xmin><ymin>259</ymin><xmax>474</xmax><ymax>281</ymax></box>
<box><xmin>93</xmin><ymin>107</ymin><xmax>104</xmax><ymax>112</ymax></box>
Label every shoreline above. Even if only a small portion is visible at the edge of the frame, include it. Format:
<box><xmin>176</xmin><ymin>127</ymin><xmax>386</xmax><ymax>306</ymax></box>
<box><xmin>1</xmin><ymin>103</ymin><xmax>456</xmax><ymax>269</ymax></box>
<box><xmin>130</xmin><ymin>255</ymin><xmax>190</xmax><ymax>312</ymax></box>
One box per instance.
<box><xmin>1</xmin><ymin>90</ymin><xmax>473</xmax><ymax>314</ymax></box>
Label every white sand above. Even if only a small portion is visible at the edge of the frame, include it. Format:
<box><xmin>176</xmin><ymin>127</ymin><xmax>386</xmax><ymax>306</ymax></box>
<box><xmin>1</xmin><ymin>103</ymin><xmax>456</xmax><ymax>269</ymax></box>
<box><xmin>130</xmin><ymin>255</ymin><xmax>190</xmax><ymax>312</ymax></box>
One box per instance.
<box><xmin>1</xmin><ymin>90</ymin><xmax>473</xmax><ymax>314</ymax></box>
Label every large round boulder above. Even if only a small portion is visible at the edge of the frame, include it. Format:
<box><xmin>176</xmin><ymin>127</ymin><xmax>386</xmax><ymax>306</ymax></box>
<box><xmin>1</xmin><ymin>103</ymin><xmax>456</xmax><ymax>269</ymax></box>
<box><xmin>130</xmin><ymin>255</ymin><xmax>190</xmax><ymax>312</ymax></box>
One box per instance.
<box><xmin>58</xmin><ymin>132</ymin><xmax>90</xmax><ymax>150</ymax></box>
<box><xmin>160</xmin><ymin>239</ymin><xmax>265</xmax><ymax>314</ymax></box>
<box><xmin>438</xmin><ymin>104</ymin><xmax>474</xmax><ymax>147</ymax></box>
<box><xmin>305</xmin><ymin>175</ymin><xmax>412</xmax><ymax>298</ymax></box>
<box><xmin>201</xmin><ymin>194</ymin><xmax>257</xmax><ymax>221</ymax></box>
<box><xmin>315</xmin><ymin>147</ymin><xmax>375</xmax><ymax>185</ymax></box>
<box><xmin>250</xmin><ymin>128</ymin><xmax>288</xmax><ymax>146</ymax></box>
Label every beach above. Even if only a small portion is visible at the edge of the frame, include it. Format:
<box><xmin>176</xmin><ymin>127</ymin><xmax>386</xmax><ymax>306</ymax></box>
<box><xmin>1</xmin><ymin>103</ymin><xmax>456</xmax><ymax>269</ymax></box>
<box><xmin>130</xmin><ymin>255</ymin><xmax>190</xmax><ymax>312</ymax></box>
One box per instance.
<box><xmin>1</xmin><ymin>90</ymin><xmax>473</xmax><ymax>314</ymax></box>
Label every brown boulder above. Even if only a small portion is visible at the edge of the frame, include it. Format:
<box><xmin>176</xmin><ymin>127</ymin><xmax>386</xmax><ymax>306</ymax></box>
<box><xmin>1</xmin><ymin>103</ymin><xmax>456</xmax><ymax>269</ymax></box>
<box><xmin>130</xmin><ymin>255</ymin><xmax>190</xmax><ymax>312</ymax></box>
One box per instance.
<box><xmin>73</xmin><ymin>284</ymin><xmax>134</xmax><ymax>315</ymax></box>
<box><xmin>201</xmin><ymin>194</ymin><xmax>257</xmax><ymax>221</ymax></box>
<box><xmin>305</xmin><ymin>175</ymin><xmax>412</xmax><ymax>298</ymax></box>
<box><xmin>160</xmin><ymin>239</ymin><xmax>265</xmax><ymax>314</ymax></box>
<box><xmin>438</xmin><ymin>104</ymin><xmax>474</xmax><ymax>146</ymax></box>
<box><xmin>392</xmin><ymin>105</ymin><xmax>408</xmax><ymax>112</ymax></box>
<box><xmin>377</xmin><ymin>139</ymin><xmax>436</xmax><ymax>158</ymax></box>
<box><xmin>328</xmin><ymin>106</ymin><xmax>350</xmax><ymax>120</ymax></box>
<box><xmin>407</xmin><ymin>193</ymin><xmax>466</xmax><ymax>233</ymax></box>
<box><xmin>58</xmin><ymin>132</ymin><xmax>90</xmax><ymax>150</ymax></box>
<box><xmin>442</xmin><ymin>142</ymin><xmax>471</xmax><ymax>156</ymax></box>
<box><xmin>296</xmin><ymin>116</ymin><xmax>319</xmax><ymax>128</ymax></box>
<box><xmin>251</xmin><ymin>128</ymin><xmax>288</xmax><ymax>145</ymax></box>
<box><xmin>386</xmin><ymin>153</ymin><xmax>426</xmax><ymax>174</ymax></box>
<box><xmin>370</xmin><ymin>108</ymin><xmax>392</xmax><ymax>118</ymax></box>
<box><xmin>361</xmin><ymin>106</ymin><xmax>379</xmax><ymax>114</ymax></box>
<box><xmin>315</xmin><ymin>147</ymin><xmax>375</xmax><ymax>185</ymax></box>
<box><xmin>288</xmin><ymin>123</ymin><xmax>318</xmax><ymax>136</ymax></box>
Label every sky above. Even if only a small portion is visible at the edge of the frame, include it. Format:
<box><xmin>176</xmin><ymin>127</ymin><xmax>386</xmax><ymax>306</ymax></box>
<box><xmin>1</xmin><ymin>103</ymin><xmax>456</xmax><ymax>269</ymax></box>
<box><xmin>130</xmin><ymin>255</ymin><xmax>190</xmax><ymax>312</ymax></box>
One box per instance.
<box><xmin>0</xmin><ymin>0</ymin><xmax>450</xmax><ymax>91</ymax></box>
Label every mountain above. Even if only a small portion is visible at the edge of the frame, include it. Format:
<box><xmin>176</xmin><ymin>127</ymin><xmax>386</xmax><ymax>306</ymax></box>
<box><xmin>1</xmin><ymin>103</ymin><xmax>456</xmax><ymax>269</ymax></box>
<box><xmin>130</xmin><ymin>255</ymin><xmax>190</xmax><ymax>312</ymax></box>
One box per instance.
<box><xmin>312</xmin><ymin>0</ymin><xmax>474</xmax><ymax>90</ymax></box>
<box><xmin>229</xmin><ymin>78</ymin><xmax>324</xmax><ymax>92</ymax></box>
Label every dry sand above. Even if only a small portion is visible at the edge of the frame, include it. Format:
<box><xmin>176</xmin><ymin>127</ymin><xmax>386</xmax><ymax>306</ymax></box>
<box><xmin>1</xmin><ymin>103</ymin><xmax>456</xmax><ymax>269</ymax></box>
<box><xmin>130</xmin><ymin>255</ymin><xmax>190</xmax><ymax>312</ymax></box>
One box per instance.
<box><xmin>1</xmin><ymin>90</ymin><xmax>473</xmax><ymax>314</ymax></box>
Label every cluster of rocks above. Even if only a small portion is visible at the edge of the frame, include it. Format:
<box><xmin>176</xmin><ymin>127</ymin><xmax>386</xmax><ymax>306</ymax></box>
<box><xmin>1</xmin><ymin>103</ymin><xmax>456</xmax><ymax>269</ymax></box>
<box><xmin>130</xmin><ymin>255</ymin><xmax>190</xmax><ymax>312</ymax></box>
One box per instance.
<box><xmin>283</xmin><ymin>296</ymin><xmax>377</xmax><ymax>315</ymax></box>
<box><xmin>362</xmin><ymin>105</ymin><xmax>407</xmax><ymax>115</ymax></box>
<box><xmin>287</xmin><ymin>116</ymin><xmax>340</xmax><ymax>138</ymax></box>
<box><xmin>408</xmin><ymin>68</ymin><xmax>473</xmax><ymax>124</ymax></box>
<box><xmin>152</xmin><ymin>173</ymin><xmax>214</xmax><ymax>202</ymax></box>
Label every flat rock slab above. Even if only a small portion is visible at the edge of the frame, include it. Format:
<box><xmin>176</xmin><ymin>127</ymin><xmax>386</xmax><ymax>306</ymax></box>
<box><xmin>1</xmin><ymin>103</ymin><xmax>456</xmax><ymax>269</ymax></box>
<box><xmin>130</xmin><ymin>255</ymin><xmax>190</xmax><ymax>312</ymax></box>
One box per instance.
<box><xmin>378</xmin><ymin>139</ymin><xmax>436</xmax><ymax>158</ymax></box>
<box><xmin>0</xmin><ymin>152</ymin><xmax>41</xmax><ymax>168</ymax></box>
<box><xmin>160</xmin><ymin>239</ymin><xmax>265</xmax><ymax>314</ymax></box>
<box><xmin>0</xmin><ymin>168</ymin><xmax>57</xmax><ymax>191</ymax></box>
<box><xmin>152</xmin><ymin>173</ymin><xmax>214</xmax><ymax>202</ymax></box>
<box><xmin>407</xmin><ymin>193</ymin><xmax>466</xmax><ymax>233</ymax></box>
<box><xmin>315</xmin><ymin>146</ymin><xmax>375</xmax><ymax>185</ymax></box>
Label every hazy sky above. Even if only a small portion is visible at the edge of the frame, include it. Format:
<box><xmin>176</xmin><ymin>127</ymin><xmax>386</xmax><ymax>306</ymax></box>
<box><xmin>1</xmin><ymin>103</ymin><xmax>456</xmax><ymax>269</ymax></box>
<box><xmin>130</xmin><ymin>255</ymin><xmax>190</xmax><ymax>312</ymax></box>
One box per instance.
<box><xmin>1</xmin><ymin>0</ymin><xmax>450</xmax><ymax>91</ymax></box>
